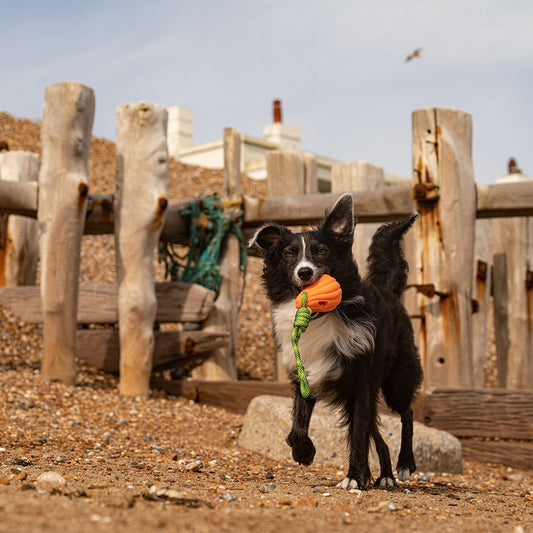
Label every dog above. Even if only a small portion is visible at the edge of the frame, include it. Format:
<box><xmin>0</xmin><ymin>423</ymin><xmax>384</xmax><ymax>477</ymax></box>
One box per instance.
<box><xmin>249</xmin><ymin>192</ymin><xmax>423</xmax><ymax>490</ymax></box>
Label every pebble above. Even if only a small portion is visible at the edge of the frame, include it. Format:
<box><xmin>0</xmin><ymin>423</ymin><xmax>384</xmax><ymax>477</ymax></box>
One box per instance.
<box><xmin>259</xmin><ymin>483</ymin><xmax>277</xmax><ymax>493</ymax></box>
<box><xmin>220</xmin><ymin>492</ymin><xmax>236</xmax><ymax>501</ymax></box>
<box><xmin>505</xmin><ymin>473</ymin><xmax>524</xmax><ymax>482</ymax></box>
<box><xmin>36</xmin><ymin>471</ymin><xmax>67</xmax><ymax>491</ymax></box>
<box><xmin>419</xmin><ymin>474</ymin><xmax>431</xmax><ymax>482</ymax></box>
<box><xmin>185</xmin><ymin>460</ymin><xmax>203</xmax><ymax>472</ymax></box>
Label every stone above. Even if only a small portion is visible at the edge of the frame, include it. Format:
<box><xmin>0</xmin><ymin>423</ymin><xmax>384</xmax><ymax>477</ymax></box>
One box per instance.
<box><xmin>238</xmin><ymin>395</ymin><xmax>462</xmax><ymax>474</ymax></box>
<box><xmin>36</xmin><ymin>471</ymin><xmax>67</xmax><ymax>491</ymax></box>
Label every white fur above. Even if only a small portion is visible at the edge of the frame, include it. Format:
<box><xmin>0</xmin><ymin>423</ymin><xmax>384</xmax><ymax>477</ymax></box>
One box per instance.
<box><xmin>292</xmin><ymin>236</ymin><xmax>319</xmax><ymax>287</ymax></box>
<box><xmin>271</xmin><ymin>300</ymin><xmax>376</xmax><ymax>399</ymax></box>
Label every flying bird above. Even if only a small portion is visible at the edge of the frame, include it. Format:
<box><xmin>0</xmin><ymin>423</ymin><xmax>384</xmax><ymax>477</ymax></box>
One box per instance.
<box><xmin>405</xmin><ymin>48</ymin><xmax>423</xmax><ymax>62</ymax></box>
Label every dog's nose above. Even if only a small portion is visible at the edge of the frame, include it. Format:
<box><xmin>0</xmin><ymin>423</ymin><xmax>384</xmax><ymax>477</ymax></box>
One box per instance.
<box><xmin>298</xmin><ymin>267</ymin><xmax>314</xmax><ymax>282</ymax></box>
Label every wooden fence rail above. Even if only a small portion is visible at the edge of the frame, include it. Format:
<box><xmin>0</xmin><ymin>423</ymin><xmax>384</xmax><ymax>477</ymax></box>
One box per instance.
<box><xmin>5</xmin><ymin>180</ymin><xmax>533</xmax><ymax>237</ymax></box>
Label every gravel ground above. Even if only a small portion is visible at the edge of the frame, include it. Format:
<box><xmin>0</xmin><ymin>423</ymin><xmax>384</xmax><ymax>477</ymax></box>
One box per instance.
<box><xmin>1</xmin><ymin>112</ymin><xmax>530</xmax><ymax>532</ymax></box>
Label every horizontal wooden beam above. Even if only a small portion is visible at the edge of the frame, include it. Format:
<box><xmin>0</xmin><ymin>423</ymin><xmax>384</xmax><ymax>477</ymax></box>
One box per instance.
<box><xmin>0</xmin><ymin>180</ymin><xmax>38</xmax><ymax>217</ymax></box>
<box><xmin>0</xmin><ymin>281</ymin><xmax>215</xmax><ymax>324</ymax></box>
<box><xmin>460</xmin><ymin>438</ymin><xmax>533</xmax><ymax>471</ymax></box>
<box><xmin>243</xmin><ymin>188</ymin><xmax>415</xmax><ymax>226</ymax></box>
<box><xmin>4</xmin><ymin>180</ymin><xmax>533</xmax><ymax>236</ymax></box>
<box><xmin>476</xmin><ymin>181</ymin><xmax>533</xmax><ymax>218</ymax></box>
<box><xmin>412</xmin><ymin>387</ymin><xmax>533</xmax><ymax>440</ymax></box>
<box><xmin>151</xmin><ymin>379</ymin><xmax>293</xmax><ymax>412</ymax></box>
<box><xmin>77</xmin><ymin>329</ymin><xmax>229</xmax><ymax>373</ymax></box>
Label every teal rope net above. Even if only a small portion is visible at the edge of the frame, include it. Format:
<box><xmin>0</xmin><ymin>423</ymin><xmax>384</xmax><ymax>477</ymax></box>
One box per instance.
<box><xmin>158</xmin><ymin>195</ymin><xmax>248</xmax><ymax>296</ymax></box>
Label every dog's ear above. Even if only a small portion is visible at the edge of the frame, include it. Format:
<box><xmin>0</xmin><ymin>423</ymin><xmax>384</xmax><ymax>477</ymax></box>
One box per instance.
<box><xmin>324</xmin><ymin>192</ymin><xmax>355</xmax><ymax>243</ymax></box>
<box><xmin>248</xmin><ymin>224</ymin><xmax>289</xmax><ymax>255</ymax></box>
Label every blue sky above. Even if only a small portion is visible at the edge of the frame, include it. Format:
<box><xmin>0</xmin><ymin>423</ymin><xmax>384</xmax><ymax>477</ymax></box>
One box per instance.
<box><xmin>2</xmin><ymin>0</ymin><xmax>532</xmax><ymax>184</ymax></box>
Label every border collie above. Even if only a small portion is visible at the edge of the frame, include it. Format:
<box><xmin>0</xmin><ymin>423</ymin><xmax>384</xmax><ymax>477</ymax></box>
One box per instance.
<box><xmin>249</xmin><ymin>193</ymin><xmax>423</xmax><ymax>490</ymax></box>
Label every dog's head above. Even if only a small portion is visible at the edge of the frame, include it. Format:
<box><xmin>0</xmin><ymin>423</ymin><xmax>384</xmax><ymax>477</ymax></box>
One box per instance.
<box><xmin>249</xmin><ymin>193</ymin><xmax>356</xmax><ymax>299</ymax></box>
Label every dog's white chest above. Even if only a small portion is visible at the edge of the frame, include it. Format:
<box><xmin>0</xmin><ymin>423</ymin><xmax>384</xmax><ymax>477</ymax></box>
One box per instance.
<box><xmin>271</xmin><ymin>301</ymin><xmax>343</xmax><ymax>389</ymax></box>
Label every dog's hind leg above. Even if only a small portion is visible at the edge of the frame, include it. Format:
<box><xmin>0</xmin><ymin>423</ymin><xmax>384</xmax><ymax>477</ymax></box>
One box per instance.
<box><xmin>372</xmin><ymin>424</ymin><xmax>397</xmax><ymax>488</ymax></box>
<box><xmin>286</xmin><ymin>386</ymin><xmax>316</xmax><ymax>466</ymax></box>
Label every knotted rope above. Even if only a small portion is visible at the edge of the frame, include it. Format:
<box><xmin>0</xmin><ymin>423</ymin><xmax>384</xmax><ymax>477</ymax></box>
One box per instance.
<box><xmin>291</xmin><ymin>292</ymin><xmax>312</xmax><ymax>398</ymax></box>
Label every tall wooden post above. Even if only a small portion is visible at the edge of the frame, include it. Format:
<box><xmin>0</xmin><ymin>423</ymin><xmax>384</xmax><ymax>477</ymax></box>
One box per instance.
<box><xmin>492</xmin><ymin>168</ymin><xmax>533</xmax><ymax>389</ymax></box>
<box><xmin>266</xmin><ymin>149</ymin><xmax>317</xmax><ymax>380</ymax></box>
<box><xmin>38</xmin><ymin>82</ymin><xmax>95</xmax><ymax>384</ymax></box>
<box><xmin>330</xmin><ymin>161</ymin><xmax>385</xmax><ymax>276</ymax></box>
<box><xmin>412</xmin><ymin>108</ymin><xmax>476</xmax><ymax>390</ymax></box>
<box><xmin>0</xmin><ymin>151</ymin><xmax>40</xmax><ymax>286</ymax></box>
<box><xmin>115</xmin><ymin>102</ymin><xmax>169</xmax><ymax>396</ymax></box>
<box><xmin>194</xmin><ymin>127</ymin><xmax>241</xmax><ymax>380</ymax></box>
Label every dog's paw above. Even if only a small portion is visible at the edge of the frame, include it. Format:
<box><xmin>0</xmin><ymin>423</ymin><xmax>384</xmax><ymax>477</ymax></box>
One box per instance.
<box><xmin>375</xmin><ymin>476</ymin><xmax>397</xmax><ymax>489</ymax></box>
<box><xmin>336</xmin><ymin>477</ymin><xmax>360</xmax><ymax>491</ymax></box>
<box><xmin>286</xmin><ymin>433</ymin><xmax>316</xmax><ymax>466</ymax></box>
<box><xmin>396</xmin><ymin>467</ymin><xmax>412</xmax><ymax>482</ymax></box>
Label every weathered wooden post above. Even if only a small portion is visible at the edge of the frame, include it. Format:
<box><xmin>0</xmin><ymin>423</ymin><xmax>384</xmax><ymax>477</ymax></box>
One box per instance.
<box><xmin>194</xmin><ymin>127</ymin><xmax>241</xmax><ymax>380</ymax></box>
<box><xmin>266</xmin><ymin>149</ymin><xmax>317</xmax><ymax>380</ymax></box>
<box><xmin>115</xmin><ymin>102</ymin><xmax>169</xmax><ymax>396</ymax></box>
<box><xmin>412</xmin><ymin>108</ymin><xmax>476</xmax><ymax>390</ymax></box>
<box><xmin>492</xmin><ymin>161</ymin><xmax>533</xmax><ymax>389</ymax></box>
<box><xmin>330</xmin><ymin>161</ymin><xmax>385</xmax><ymax>275</ymax></box>
<box><xmin>472</xmin><ymin>221</ymin><xmax>492</xmax><ymax>387</ymax></box>
<box><xmin>266</xmin><ymin>149</ymin><xmax>318</xmax><ymax>197</ymax></box>
<box><xmin>0</xmin><ymin>151</ymin><xmax>40</xmax><ymax>286</ymax></box>
<box><xmin>38</xmin><ymin>82</ymin><xmax>95</xmax><ymax>384</ymax></box>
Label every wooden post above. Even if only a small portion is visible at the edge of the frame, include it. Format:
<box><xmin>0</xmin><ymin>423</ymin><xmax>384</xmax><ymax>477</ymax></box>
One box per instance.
<box><xmin>115</xmin><ymin>102</ymin><xmax>169</xmax><ymax>396</ymax></box>
<box><xmin>38</xmin><ymin>82</ymin><xmax>95</xmax><ymax>384</ymax></box>
<box><xmin>194</xmin><ymin>127</ymin><xmax>241</xmax><ymax>380</ymax></box>
<box><xmin>266</xmin><ymin>149</ymin><xmax>317</xmax><ymax>380</ymax></box>
<box><xmin>330</xmin><ymin>161</ymin><xmax>385</xmax><ymax>276</ymax></box>
<box><xmin>472</xmin><ymin>221</ymin><xmax>492</xmax><ymax>387</ymax></box>
<box><xmin>412</xmin><ymin>108</ymin><xmax>476</xmax><ymax>390</ymax></box>
<box><xmin>0</xmin><ymin>151</ymin><xmax>40</xmax><ymax>286</ymax></box>
<box><xmin>492</xmin><ymin>170</ymin><xmax>533</xmax><ymax>389</ymax></box>
<box><xmin>266</xmin><ymin>149</ymin><xmax>317</xmax><ymax>197</ymax></box>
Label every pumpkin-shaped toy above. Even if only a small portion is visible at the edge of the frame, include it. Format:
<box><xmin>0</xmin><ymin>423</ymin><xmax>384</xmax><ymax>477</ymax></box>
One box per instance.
<box><xmin>295</xmin><ymin>274</ymin><xmax>342</xmax><ymax>313</ymax></box>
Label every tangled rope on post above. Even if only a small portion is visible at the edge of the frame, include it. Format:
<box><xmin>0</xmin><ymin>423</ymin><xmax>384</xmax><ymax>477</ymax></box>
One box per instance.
<box><xmin>158</xmin><ymin>195</ymin><xmax>248</xmax><ymax>296</ymax></box>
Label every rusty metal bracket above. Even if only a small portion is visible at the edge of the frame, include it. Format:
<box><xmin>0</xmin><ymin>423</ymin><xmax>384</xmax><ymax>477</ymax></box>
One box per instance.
<box><xmin>405</xmin><ymin>283</ymin><xmax>449</xmax><ymax>300</ymax></box>
<box><xmin>476</xmin><ymin>259</ymin><xmax>488</xmax><ymax>281</ymax></box>
<box><xmin>411</xmin><ymin>182</ymin><xmax>440</xmax><ymax>203</ymax></box>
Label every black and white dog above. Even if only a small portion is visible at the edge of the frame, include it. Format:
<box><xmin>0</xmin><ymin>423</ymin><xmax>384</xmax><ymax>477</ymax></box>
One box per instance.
<box><xmin>249</xmin><ymin>193</ymin><xmax>423</xmax><ymax>490</ymax></box>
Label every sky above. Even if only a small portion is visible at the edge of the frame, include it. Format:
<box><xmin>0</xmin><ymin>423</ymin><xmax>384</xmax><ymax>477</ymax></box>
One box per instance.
<box><xmin>2</xmin><ymin>0</ymin><xmax>532</xmax><ymax>184</ymax></box>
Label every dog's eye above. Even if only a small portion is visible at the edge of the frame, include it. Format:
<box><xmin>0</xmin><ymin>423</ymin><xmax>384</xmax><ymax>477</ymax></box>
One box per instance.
<box><xmin>315</xmin><ymin>245</ymin><xmax>328</xmax><ymax>256</ymax></box>
<box><xmin>283</xmin><ymin>246</ymin><xmax>297</xmax><ymax>257</ymax></box>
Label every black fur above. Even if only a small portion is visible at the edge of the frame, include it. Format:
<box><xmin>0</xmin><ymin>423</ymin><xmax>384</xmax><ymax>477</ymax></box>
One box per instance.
<box><xmin>250</xmin><ymin>193</ymin><xmax>423</xmax><ymax>490</ymax></box>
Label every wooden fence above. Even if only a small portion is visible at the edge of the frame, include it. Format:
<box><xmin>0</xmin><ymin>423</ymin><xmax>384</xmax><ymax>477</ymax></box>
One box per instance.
<box><xmin>1</xmin><ymin>82</ymin><xmax>532</xmax><ymax>468</ymax></box>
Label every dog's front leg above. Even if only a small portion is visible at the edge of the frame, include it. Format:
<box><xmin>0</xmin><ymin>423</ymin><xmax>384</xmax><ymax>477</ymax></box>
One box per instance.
<box><xmin>337</xmin><ymin>404</ymin><xmax>372</xmax><ymax>490</ymax></box>
<box><xmin>286</xmin><ymin>384</ymin><xmax>316</xmax><ymax>466</ymax></box>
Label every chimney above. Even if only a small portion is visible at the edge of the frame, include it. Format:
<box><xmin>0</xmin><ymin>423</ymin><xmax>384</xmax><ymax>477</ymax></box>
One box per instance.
<box><xmin>508</xmin><ymin>157</ymin><xmax>521</xmax><ymax>174</ymax></box>
<box><xmin>273</xmin><ymin>99</ymin><xmax>282</xmax><ymax>123</ymax></box>
<box><xmin>263</xmin><ymin>99</ymin><xmax>301</xmax><ymax>150</ymax></box>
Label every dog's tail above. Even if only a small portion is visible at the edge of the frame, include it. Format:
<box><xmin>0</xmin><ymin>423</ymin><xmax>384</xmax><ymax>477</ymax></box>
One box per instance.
<box><xmin>365</xmin><ymin>212</ymin><xmax>419</xmax><ymax>297</ymax></box>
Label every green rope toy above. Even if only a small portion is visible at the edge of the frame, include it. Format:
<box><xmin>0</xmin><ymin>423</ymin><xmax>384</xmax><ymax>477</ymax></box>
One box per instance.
<box><xmin>291</xmin><ymin>274</ymin><xmax>342</xmax><ymax>399</ymax></box>
<box><xmin>291</xmin><ymin>292</ymin><xmax>312</xmax><ymax>398</ymax></box>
